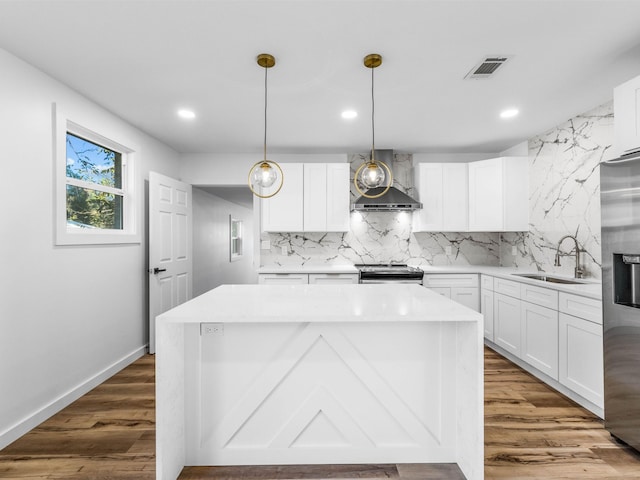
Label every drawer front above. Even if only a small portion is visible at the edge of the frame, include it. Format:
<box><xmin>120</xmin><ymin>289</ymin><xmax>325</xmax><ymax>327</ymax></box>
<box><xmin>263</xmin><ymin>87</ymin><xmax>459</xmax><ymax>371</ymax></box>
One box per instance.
<box><xmin>481</xmin><ymin>274</ymin><xmax>494</xmax><ymax>291</ymax></box>
<box><xmin>427</xmin><ymin>286</ymin><xmax>452</xmax><ymax>299</ymax></box>
<box><xmin>308</xmin><ymin>273</ymin><xmax>358</xmax><ymax>284</ymax></box>
<box><xmin>258</xmin><ymin>273</ymin><xmax>309</xmax><ymax>285</ymax></box>
<box><xmin>494</xmin><ymin>277</ymin><xmax>521</xmax><ymax>298</ymax></box>
<box><xmin>558</xmin><ymin>293</ymin><xmax>602</xmax><ymax>324</ymax></box>
<box><xmin>423</xmin><ymin>274</ymin><xmax>478</xmax><ymax>288</ymax></box>
<box><xmin>520</xmin><ymin>283</ymin><xmax>559</xmax><ymax>310</ymax></box>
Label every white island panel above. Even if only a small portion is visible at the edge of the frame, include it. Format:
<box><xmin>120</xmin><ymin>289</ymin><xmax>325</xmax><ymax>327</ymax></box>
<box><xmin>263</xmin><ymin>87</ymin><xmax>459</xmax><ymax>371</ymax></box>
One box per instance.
<box><xmin>156</xmin><ymin>285</ymin><xmax>483</xmax><ymax>480</ymax></box>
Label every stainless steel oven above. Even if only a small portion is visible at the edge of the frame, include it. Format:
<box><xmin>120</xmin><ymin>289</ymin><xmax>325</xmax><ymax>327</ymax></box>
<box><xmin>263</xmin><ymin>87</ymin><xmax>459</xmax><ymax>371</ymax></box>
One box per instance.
<box><xmin>356</xmin><ymin>264</ymin><xmax>424</xmax><ymax>284</ymax></box>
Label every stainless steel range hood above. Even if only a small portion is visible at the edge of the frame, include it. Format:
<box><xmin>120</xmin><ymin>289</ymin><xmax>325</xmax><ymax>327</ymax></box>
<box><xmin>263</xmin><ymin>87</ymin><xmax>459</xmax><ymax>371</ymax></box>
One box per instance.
<box><xmin>351</xmin><ymin>150</ymin><xmax>422</xmax><ymax>211</ymax></box>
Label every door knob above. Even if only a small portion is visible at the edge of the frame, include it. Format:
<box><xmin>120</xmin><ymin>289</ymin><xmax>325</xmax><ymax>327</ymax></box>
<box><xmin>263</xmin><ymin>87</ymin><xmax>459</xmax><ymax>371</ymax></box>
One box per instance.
<box><xmin>153</xmin><ymin>267</ymin><xmax>167</xmax><ymax>274</ymax></box>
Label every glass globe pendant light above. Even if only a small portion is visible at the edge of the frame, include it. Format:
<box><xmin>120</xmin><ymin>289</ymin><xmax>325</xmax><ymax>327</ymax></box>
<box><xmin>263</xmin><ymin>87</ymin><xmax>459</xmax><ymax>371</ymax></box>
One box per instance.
<box><xmin>248</xmin><ymin>53</ymin><xmax>284</xmax><ymax>198</ymax></box>
<box><xmin>354</xmin><ymin>53</ymin><xmax>392</xmax><ymax>198</ymax></box>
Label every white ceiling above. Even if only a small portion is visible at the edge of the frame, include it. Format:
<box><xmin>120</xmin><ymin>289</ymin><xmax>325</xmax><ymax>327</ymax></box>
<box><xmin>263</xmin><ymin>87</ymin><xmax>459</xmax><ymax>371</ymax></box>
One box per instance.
<box><xmin>2</xmin><ymin>0</ymin><xmax>640</xmax><ymax>155</ymax></box>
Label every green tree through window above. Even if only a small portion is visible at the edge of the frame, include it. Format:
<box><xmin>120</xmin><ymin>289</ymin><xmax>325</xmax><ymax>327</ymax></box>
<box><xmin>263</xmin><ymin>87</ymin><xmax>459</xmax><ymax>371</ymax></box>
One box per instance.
<box><xmin>66</xmin><ymin>133</ymin><xmax>123</xmax><ymax>229</ymax></box>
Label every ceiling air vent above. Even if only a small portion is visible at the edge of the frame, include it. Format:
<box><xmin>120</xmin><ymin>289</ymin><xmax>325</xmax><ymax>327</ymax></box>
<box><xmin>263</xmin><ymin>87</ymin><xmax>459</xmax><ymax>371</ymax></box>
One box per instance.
<box><xmin>464</xmin><ymin>56</ymin><xmax>511</xmax><ymax>79</ymax></box>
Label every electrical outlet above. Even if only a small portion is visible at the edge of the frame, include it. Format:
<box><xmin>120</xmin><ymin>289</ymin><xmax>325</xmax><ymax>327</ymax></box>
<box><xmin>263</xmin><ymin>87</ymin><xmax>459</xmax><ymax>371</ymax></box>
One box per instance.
<box><xmin>261</xmin><ymin>240</ymin><xmax>271</xmax><ymax>250</ymax></box>
<box><xmin>201</xmin><ymin>323</ymin><xmax>224</xmax><ymax>336</ymax></box>
<box><xmin>281</xmin><ymin>246</ymin><xmax>288</xmax><ymax>255</ymax></box>
<box><xmin>445</xmin><ymin>246</ymin><xmax>452</xmax><ymax>255</ymax></box>
<box><xmin>512</xmin><ymin>246</ymin><xmax>517</xmax><ymax>256</ymax></box>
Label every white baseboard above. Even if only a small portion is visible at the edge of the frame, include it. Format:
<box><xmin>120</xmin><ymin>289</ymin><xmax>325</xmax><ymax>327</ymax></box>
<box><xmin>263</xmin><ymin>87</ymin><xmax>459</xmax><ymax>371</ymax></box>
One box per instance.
<box><xmin>0</xmin><ymin>345</ymin><xmax>147</xmax><ymax>450</ymax></box>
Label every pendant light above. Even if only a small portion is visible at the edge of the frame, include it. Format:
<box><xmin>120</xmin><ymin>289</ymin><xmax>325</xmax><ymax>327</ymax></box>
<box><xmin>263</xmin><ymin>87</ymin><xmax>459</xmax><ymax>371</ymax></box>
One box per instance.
<box><xmin>248</xmin><ymin>53</ymin><xmax>284</xmax><ymax>198</ymax></box>
<box><xmin>354</xmin><ymin>53</ymin><xmax>393</xmax><ymax>198</ymax></box>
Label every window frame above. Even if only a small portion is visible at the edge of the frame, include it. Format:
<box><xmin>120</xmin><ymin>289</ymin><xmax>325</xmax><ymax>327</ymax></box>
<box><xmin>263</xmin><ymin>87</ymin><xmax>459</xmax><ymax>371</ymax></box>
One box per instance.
<box><xmin>55</xmin><ymin>105</ymin><xmax>141</xmax><ymax>245</ymax></box>
<box><xmin>229</xmin><ymin>216</ymin><xmax>243</xmax><ymax>262</ymax></box>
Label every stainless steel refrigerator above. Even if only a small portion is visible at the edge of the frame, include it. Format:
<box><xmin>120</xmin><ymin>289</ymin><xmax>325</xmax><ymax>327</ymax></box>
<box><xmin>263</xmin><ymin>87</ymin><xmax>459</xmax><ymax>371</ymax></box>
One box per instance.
<box><xmin>601</xmin><ymin>152</ymin><xmax>640</xmax><ymax>450</ymax></box>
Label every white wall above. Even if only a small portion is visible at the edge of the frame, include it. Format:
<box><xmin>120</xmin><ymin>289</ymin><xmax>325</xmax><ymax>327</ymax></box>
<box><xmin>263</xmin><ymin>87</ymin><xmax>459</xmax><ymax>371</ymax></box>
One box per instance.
<box><xmin>0</xmin><ymin>48</ymin><xmax>180</xmax><ymax>448</ymax></box>
<box><xmin>192</xmin><ymin>189</ymin><xmax>256</xmax><ymax>295</ymax></box>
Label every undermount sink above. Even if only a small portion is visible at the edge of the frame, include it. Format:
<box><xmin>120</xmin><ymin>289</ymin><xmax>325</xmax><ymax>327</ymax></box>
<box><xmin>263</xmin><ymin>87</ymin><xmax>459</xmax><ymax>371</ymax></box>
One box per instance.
<box><xmin>511</xmin><ymin>273</ymin><xmax>586</xmax><ymax>285</ymax></box>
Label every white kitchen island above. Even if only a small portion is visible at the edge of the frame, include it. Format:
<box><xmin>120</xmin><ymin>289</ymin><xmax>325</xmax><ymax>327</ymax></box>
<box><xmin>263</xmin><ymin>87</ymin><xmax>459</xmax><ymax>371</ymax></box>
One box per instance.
<box><xmin>156</xmin><ymin>284</ymin><xmax>484</xmax><ymax>480</ymax></box>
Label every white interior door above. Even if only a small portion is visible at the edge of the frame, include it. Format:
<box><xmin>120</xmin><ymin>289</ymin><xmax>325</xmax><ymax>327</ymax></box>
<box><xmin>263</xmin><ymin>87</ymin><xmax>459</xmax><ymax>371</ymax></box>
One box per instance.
<box><xmin>149</xmin><ymin>172</ymin><xmax>192</xmax><ymax>353</ymax></box>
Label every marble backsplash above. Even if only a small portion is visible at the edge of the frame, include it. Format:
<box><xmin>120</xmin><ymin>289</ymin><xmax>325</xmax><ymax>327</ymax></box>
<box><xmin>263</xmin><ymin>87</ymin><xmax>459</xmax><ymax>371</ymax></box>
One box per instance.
<box><xmin>499</xmin><ymin>101</ymin><xmax>613</xmax><ymax>280</ymax></box>
<box><xmin>260</xmin><ymin>153</ymin><xmax>501</xmax><ymax>268</ymax></box>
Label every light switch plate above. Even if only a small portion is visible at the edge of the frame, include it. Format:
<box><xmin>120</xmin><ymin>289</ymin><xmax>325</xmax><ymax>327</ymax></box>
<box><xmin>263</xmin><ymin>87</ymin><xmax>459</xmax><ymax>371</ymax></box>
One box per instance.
<box><xmin>445</xmin><ymin>246</ymin><xmax>452</xmax><ymax>255</ymax></box>
<box><xmin>261</xmin><ymin>240</ymin><xmax>271</xmax><ymax>250</ymax></box>
<box><xmin>281</xmin><ymin>246</ymin><xmax>288</xmax><ymax>255</ymax></box>
<box><xmin>512</xmin><ymin>246</ymin><xmax>518</xmax><ymax>256</ymax></box>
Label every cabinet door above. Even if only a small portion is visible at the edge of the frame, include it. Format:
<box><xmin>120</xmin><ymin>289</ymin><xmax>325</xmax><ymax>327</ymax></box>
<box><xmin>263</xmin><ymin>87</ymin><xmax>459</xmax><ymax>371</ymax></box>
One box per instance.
<box><xmin>521</xmin><ymin>301</ymin><xmax>559</xmax><ymax>380</ymax></box>
<box><xmin>451</xmin><ymin>287</ymin><xmax>479</xmax><ymax>312</ymax></box>
<box><xmin>442</xmin><ymin>163</ymin><xmax>469</xmax><ymax>231</ymax></box>
<box><xmin>427</xmin><ymin>287</ymin><xmax>451</xmax><ymax>298</ymax></box>
<box><xmin>481</xmin><ymin>288</ymin><xmax>494</xmax><ymax>341</ymax></box>
<box><xmin>308</xmin><ymin>273</ymin><xmax>358</xmax><ymax>284</ymax></box>
<box><xmin>325</xmin><ymin>164</ymin><xmax>350</xmax><ymax>232</ymax></box>
<box><xmin>494</xmin><ymin>292</ymin><xmax>521</xmax><ymax>356</ymax></box>
<box><xmin>303</xmin><ymin>163</ymin><xmax>327</xmax><ymax>232</ymax></box>
<box><xmin>559</xmin><ymin>313</ymin><xmax>604</xmax><ymax>408</ymax></box>
<box><xmin>258</xmin><ymin>273</ymin><xmax>308</xmax><ymax>285</ymax></box>
<box><xmin>502</xmin><ymin>157</ymin><xmax>529</xmax><ymax>231</ymax></box>
<box><xmin>413</xmin><ymin>164</ymin><xmax>443</xmax><ymax>231</ymax></box>
<box><xmin>468</xmin><ymin>158</ymin><xmax>504</xmax><ymax>231</ymax></box>
<box><xmin>262</xmin><ymin>163</ymin><xmax>304</xmax><ymax>232</ymax></box>
<box><xmin>614</xmin><ymin>75</ymin><xmax>640</xmax><ymax>156</ymax></box>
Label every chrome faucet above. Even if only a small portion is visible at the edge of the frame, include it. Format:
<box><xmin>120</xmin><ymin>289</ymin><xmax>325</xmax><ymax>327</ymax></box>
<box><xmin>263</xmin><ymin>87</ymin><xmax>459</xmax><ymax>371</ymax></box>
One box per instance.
<box><xmin>554</xmin><ymin>235</ymin><xmax>584</xmax><ymax>278</ymax></box>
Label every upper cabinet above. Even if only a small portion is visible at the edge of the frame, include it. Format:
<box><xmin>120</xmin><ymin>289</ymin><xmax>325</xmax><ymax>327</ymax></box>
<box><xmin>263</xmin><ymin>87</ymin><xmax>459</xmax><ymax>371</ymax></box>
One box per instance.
<box><xmin>261</xmin><ymin>163</ymin><xmax>304</xmax><ymax>232</ymax></box>
<box><xmin>262</xmin><ymin>163</ymin><xmax>350</xmax><ymax>233</ymax></box>
<box><xmin>468</xmin><ymin>156</ymin><xmax>529</xmax><ymax>232</ymax></box>
<box><xmin>413</xmin><ymin>163</ymin><xmax>468</xmax><ymax>232</ymax></box>
<box><xmin>305</xmin><ymin>163</ymin><xmax>350</xmax><ymax>232</ymax></box>
<box><xmin>614</xmin><ymin>74</ymin><xmax>640</xmax><ymax>156</ymax></box>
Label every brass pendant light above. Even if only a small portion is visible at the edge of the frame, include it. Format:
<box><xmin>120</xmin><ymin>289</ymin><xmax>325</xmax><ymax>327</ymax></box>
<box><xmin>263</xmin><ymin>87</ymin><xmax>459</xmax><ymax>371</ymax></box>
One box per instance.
<box><xmin>354</xmin><ymin>53</ymin><xmax>393</xmax><ymax>199</ymax></box>
<box><xmin>248</xmin><ymin>53</ymin><xmax>284</xmax><ymax>198</ymax></box>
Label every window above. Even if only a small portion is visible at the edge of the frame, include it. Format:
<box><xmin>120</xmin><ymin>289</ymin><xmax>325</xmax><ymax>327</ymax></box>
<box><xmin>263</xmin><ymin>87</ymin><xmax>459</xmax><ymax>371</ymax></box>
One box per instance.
<box><xmin>230</xmin><ymin>216</ymin><xmax>243</xmax><ymax>261</ymax></box>
<box><xmin>55</xmin><ymin>104</ymin><xmax>140</xmax><ymax>245</ymax></box>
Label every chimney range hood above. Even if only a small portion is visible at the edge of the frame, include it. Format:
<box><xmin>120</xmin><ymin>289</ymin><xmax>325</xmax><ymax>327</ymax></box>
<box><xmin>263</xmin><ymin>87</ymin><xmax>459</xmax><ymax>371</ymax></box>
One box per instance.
<box><xmin>351</xmin><ymin>150</ymin><xmax>422</xmax><ymax>212</ymax></box>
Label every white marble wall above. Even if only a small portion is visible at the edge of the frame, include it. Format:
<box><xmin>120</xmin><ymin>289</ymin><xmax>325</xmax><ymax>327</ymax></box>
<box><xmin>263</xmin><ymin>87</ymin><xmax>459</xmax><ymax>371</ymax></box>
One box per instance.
<box><xmin>500</xmin><ymin>102</ymin><xmax>613</xmax><ymax>279</ymax></box>
<box><xmin>261</xmin><ymin>153</ymin><xmax>500</xmax><ymax>267</ymax></box>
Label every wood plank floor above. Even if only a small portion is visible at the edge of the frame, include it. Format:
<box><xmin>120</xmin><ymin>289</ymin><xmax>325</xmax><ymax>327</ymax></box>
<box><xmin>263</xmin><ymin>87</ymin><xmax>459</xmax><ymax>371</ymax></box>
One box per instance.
<box><xmin>1</xmin><ymin>347</ymin><xmax>640</xmax><ymax>479</ymax></box>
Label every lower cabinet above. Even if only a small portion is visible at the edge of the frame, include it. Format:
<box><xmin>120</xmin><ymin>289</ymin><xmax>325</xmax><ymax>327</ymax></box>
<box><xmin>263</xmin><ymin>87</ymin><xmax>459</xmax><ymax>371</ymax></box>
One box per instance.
<box><xmin>482</xmin><ymin>274</ymin><xmax>604</xmax><ymax>415</ymax></box>
<box><xmin>423</xmin><ymin>274</ymin><xmax>480</xmax><ymax>312</ymax></box>
<box><xmin>258</xmin><ymin>273</ymin><xmax>358</xmax><ymax>285</ymax></box>
<box><xmin>308</xmin><ymin>273</ymin><xmax>358</xmax><ymax>284</ymax></box>
<box><xmin>521</xmin><ymin>301</ymin><xmax>558</xmax><ymax>380</ymax></box>
<box><xmin>480</xmin><ymin>287</ymin><xmax>494</xmax><ymax>341</ymax></box>
<box><xmin>494</xmin><ymin>292</ymin><xmax>521</xmax><ymax>357</ymax></box>
<box><xmin>559</xmin><ymin>312</ymin><xmax>604</xmax><ymax>408</ymax></box>
<box><xmin>258</xmin><ymin>273</ymin><xmax>308</xmax><ymax>285</ymax></box>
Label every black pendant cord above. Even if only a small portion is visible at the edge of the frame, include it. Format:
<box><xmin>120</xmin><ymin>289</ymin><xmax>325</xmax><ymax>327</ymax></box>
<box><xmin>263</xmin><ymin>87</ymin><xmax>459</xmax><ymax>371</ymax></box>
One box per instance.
<box><xmin>263</xmin><ymin>65</ymin><xmax>268</xmax><ymax>162</ymax></box>
<box><xmin>371</xmin><ymin>65</ymin><xmax>376</xmax><ymax>161</ymax></box>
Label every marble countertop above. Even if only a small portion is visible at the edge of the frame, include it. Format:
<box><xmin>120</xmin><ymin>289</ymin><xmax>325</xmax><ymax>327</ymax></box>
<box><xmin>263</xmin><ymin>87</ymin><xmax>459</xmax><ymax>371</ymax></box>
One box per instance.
<box><xmin>157</xmin><ymin>284</ymin><xmax>482</xmax><ymax>324</ymax></box>
<box><xmin>257</xmin><ymin>265</ymin><xmax>602</xmax><ymax>300</ymax></box>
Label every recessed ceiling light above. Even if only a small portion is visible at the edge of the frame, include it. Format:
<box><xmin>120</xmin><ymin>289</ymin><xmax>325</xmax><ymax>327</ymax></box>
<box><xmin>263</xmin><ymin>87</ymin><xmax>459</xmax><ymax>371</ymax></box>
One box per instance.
<box><xmin>177</xmin><ymin>109</ymin><xmax>196</xmax><ymax>120</ymax></box>
<box><xmin>500</xmin><ymin>108</ymin><xmax>519</xmax><ymax>119</ymax></box>
<box><xmin>341</xmin><ymin>110</ymin><xmax>358</xmax><ymax>119</ymax></box>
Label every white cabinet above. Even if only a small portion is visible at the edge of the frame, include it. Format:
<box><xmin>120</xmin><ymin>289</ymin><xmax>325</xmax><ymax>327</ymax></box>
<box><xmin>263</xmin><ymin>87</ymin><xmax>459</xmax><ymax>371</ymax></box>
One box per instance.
<box><xmin>494</xmin><ymin>292</ymin><xmax>521</xmax><ymax>357</ymax></box>
<box><xmin>258</xmin><ymin>273</ymin><xmax>308</xmax><ymax>285</ymax></box>
<box><xmin>413</xmin><ymin>163</ymin><xmax>468</xmax><ymax>232</ymax></box>
<box><xmin>480</xmin><ymin>275</ymin><xmax>495</xmax><ymax>341</ymax></box>
<box><xmin>468</xmin><ymin>156</ymin><xmax>529</xmax><ymax>232</ymax></box>
<box><xmin>614</xmin><ymin>74</ymin><xmax>640</xmax><ymax>156</ymax></box>
<box><xmin>259</xmin><ymin>272</ymin><xmax>358</xmax><ymax>285</ymax></box>
<box><xmin>262</xmin><ymin>163</ymin><xmax>304</xmax><ymax>232</ymax></box>
<box><xmin>520</xmin><ymin>301</ymin><xmax>559</xmax><ymax>380</ymax></box>
<box><xmin>559</xmin><ymin>313</ymin><xmax>604</xmax><ymax>408</ymax></box>
<box><xmin>308</xmin><ymin>273</ymin><xmax>358</xmax><ymax>284</ymax></box>
<box><xmin>423</xmin><ymin>274</ymin><xmax>479</xmax><ymax>311</ymax></box>
<box><xmin>263</xmin><ymin>163</ymin><xmax>349</xmax><ymax>233</ymax></box>
<box><xmin>304</xmin><ymin>163</ymin><xmax>350</xmax><ymax>232</ymax></box>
